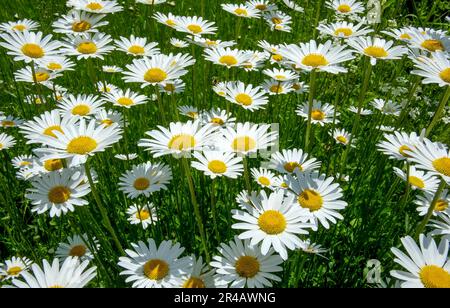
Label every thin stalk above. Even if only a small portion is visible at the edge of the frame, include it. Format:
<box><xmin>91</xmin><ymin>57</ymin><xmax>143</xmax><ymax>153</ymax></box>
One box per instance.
<box><xmin>304</xmin><ymin>69</ymin><xmax>317</xmax><ymax>152</ymax></box>
<box><xmin>312</xmin><ymin>0</ymin><xmax>323</xmax><ymax>39</ymax></box>
<box><xmin>397</xmin><ymin>76</ymin><xmax>421</xmax><ymax>125</ymax></box>
<box><xmin>210</xmin><ymin>178</ymin><xmax>220</xmax><ymax>243</ymax></box>
<box><xmin>398</xmin><ymin>162</ymin><xmax>411</xmax><ymax>213</ymax></box>
<box><xmin>154</xmin><ymin>86</ymin><xmax>167</xmax><ymax>125</ymax></box>
<box><xmin>243</xmin><ymin>156</ymin><xmax>252</xmax><ymax>193</ymax></box>
<box><xmin>425</xmin><ymin>86</ymin><xmax>450</xmax><ymax>137</ymax></box>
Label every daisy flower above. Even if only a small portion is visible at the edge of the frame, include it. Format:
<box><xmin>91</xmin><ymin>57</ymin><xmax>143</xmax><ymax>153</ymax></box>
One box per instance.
<box><xmin>115</xmin><ymin>35</ymin><xmax>160</xmax><ymax>57</ymax></box>
<box><xmin>102</xmin><ymin>65</ymin><xmax>122</xmax><ymax>73</ymax></box>
<box><xmin>408</xmin><ymin>30</ymin><xmax>450</xmax><ymax>53</ymax></box>
<box><xmin>415</xmin><ymin>190</ymin><xmax>449</xmax><ymax>217</ymax></box>
<box><xmin>428</xmin><ymin>210</ymin><xmax>450</xmax><ymax>240</ymax></box>
<box><xmin>170</xmin><ymin>38</ymin><xmax>189</xmax><ymax>48</ymax></box>
<box><xmin>21</xmin><ymin>110</ymin><xmax>77</xmax><ymax>142</ymax></box>
<box><xmin>14</xmin><ymin>66</ymin><xmax>59</xmax><ymax>87</ymax></box>
<box><xmin>174</xmin><ymin>16</ymin><xmax>217</xmax><ymax>36</ymax></box>
<box><xmin>317</xmin><ymin>21</ymin><xmax>372</xmax><ymax>39</ymax></box>
<box><xmin>138</xmin><ymin>120</ymin><xmax>219</xmax><ymax>158</ymax></box>
<box><xmin>191</xmin><ymin>151</ymin><xmax>243</xmax><ymax>179</ymax></box>
<box><xmin>0</xmin><ymin>133</ymin><xmax>16</xmax><ymax>151</ymax></box>
<box><xmin>348</xmin><ymin>105</ymin><xmax>372</xmax><ymax>115</ymax></box>
<box><xmin>232</xmin><ymin>190</ymin><xmax>311</xmax><ymax>260</ymax></box>
<box><xmin>180</xmin><ymin>256</ymin><xmax>215</xmax><ymax>288</ymax></box>
<box><xmin>380</xmin><ymin>125</ymin><xmax>395</xmax><ymax>132</ymax></box>
<box><xmin>236</xmin><ymin>190</ymin><xmax>260</xmax><ymax>210</ymax></box>
<box><xmin>11</xmin><ymin>154</ymin><xmax>34</xmax><ymax>169</ymax></box>
<box><xmin>25</xmin><ymin>168</ymin><xmax>91</xmax><ymax>217</ymax></box>
<box><xmin>225</xmin><ymin>81</ymin><xmax>269</xmax><ymax>111</ymax></box>
<box><xmin>122</xmin><ymin>55</ymin><xmax>188</xmax><ymax>87</ymax></box>
<box><xmin>95</xmin><ymin>109</ymin><xmax>123</xmax><ymax>127</ymax></box>
<box><xmin>286</xmin><ymin>171</ymin><xmax>348</xmax><ymax>229</ymax></box>
<box><xmin>204</xmin><ymin>47</ymin><xmax>253</xmax><ymax>68</ymax></box>
<box><xmin>382</xmin><ymin>27</ymin><xmax>414</xmax><ymax>42</ymax></box>
<box><xmin>331</xmin><ymin>128</ymin><xmax>354</xmax><ymax>146</ymax></box>
<box><xmin>371</xmin><ymin>98</ymin><xmax>401</xmax><ymax>116</ymax></box>
<box><xmin>390</xmin><ymin>235</ymin><xmax>449</xmax><ymax>288</ymax></box>
<box><xmin>221</xmin><ymin>4</ymin><xmax>261</xmax><ymax>18</ymax></box>
<box><xmin>258</xmin><ymin>40</ymin><xmax>280</xmax><ymax>54</ymax></box>
<box><xmin>281</xmin><ymin>0</ymin><xmax>304</xmax><ymax>12</ymax></box>
<box><xmin>405</xmin><ymin>138</ymin><xmax>450</xmax><ymax>184</ymax></box>
<box><xmin>1</xmin><ymin>115</ymin><xmax>24</xmax><ymax>128</ymax></box>
<box><xmin>0</xmin><ymin>19</ymin><xmax>39</xmax><ymax>32</ymax></box>
<box><xmin>55</xmin><ymin>234</ymin><xmax>98</xmax><ymax>262</ymax></box>
<box><xmin>97</xmin><ymin>81</ymin><xmax>118</xmax><ymax>93</ymax></box>
<box><xmin>325</xmin><ymin>0</ymin><xmax>365</xmax><ymax>16</ymax></box>
<box><xmin>37</xmin><ymin>56</ymin><xmax>76</xmax><ymax>72</ymax></box>
<box><xmin>136</xmin><ymin>0</ymin><xmax>167</xmax><ymax>5</ymax></box>
<box><xmin>153</xmin><ymin>12</ymin><xmax>179</xmax><ymax>28</ymax></box>
<box><xmin>118</xmin><ymin>239</ymin><xmax>190</xmax><ymax>288</ymax></box>
<box><xmin>189</xmin><ymin>36</ymin><xmax>236</xmax><ymax>49</ymax></box>
<box><xmin>348</xmin><ymin>36</ymin><xmax>408</xmax><ymax>65</ymax></box>
<box><xmin>178</xmin><ymin>105</ymin><xmax>199</xmax><ymax>119</ymax></box>
<box><xmin>0</xmin><ymin>257</ymin><xmax>32</xmax><ymax>281</ymax></box>
<box><xmin>213</xmin><ymin>81</ymin><xmax>229</xmax><ymax>97</ymax></box>
<box><xmin>246</xmin><ymin>0</ymin><xmax>278</xmax><ymax>12</ymax></box>
<box><xmin>127</xmin><ymin>203</ymin><xmax>158</xmax><ymax>229</ymax></box>
<box><xmin>67</xmin><ymin>0</ymin><xmax>123</xmax><ymax>14</ymax></box>
<box><xmin>4</xmin><ymin>257</ymin><xmax>96</xmax><ymax>288</ymax></box>
<box><xmin>251</xmin><ymin>167</ymin><xmax>277</xmax><ymax>190</ymax></box>
<box><xmin>0</xmin><ymin>30</ymin><xmax>61</xmax><ymax>63</ymax></box>
<box><xmin>393</xmin><ymin>165</ymin><xmax>440</xmax><ymax>192</ymax></box>
<box><xmin>102</xmin><ymin>88</ymin><xmax>148</xmax><ymax>108</ymax></box>
<box><xmin>219</xmin><ymin>122</ymin><xmax>278</xmax><ymax>156</ymax></box>
<box><xmin>201</xmin><ymin>108</ymin><xmax>236</xmax><ymax>127</ymax></box>
<box><xmin>60</xmin><ymin>32</ymin><xmax>113</xmax><ymax>60</ymax></box>
<box><xmin>35</xmin><ymin>117</ymin><xmax>122</xmax><ymax>166</ymax></box>
<box><xmin>261</xmin><ymin>79</ymin><xmax>294</xmax><ymax>95</ymax></box>
<box><xmin>264</xmin><ymin>11</ymin><xmax>292</xmax><ymax>32</ymax></box>
<box><xmin>377</xmin><ymin>131</ymin><xmax>421</xmax><ymax>161</ymax></box>
<box><xmin>268</xmin><ymin>148</ymin><xmax>321</xmax><ymax>174</ymax></box>
<box><xmin>279</xmin><ymin>40</ymin><xmax>355</xmax><ymax>73</ymax></box>
<box><xmin>263</xmin><ymin>68</ymin><xmax>298</xmax><ymax>82</ymax></box>
<box><xmin>298</xmin><ymin>239</ymin><xmax>328</xmax><ymax>258</ymax></box>
<box><xmin>119</xmin><ymin>161</ymin><xmax>172</xmax><ymax>199</ymax></box>
<box><xmin>115</xmin><ymin>153</ymin><xmax>139</xmax><ymax>160</ymax></box>
<box><xmin>52</xmin><ymin>10</ymin><xmax>108</xmax><ymax>34</ymax></box>
<box><xmin>159</xmin><ymin>79</ymin><xmax>186</xmax><ymax>95</ymax></box>
<box><xmin>296</xmin><ymin>100</ymin><xmax>338</xmax><ymax>126</ymax></box>
<box><xmin>57</xmin><ymin>93</ymin><xmax>104</xmax><ymax>118</ymax></box>
<box><xmin>211</xmin><ymin>236</ymin><xmax>283</xmax><ymax>288</ymax></box>
<box><xmin>411</xmin><ymin>51</ymin><xmax>450</xmax><ymax>87</ymax></box>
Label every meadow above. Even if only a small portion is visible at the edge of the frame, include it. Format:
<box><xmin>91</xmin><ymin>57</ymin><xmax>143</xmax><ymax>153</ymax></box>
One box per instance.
<box><xmin>0</xmin><ymin>0</ymin><xmax>449</xmax><ymax>288</ymax></box>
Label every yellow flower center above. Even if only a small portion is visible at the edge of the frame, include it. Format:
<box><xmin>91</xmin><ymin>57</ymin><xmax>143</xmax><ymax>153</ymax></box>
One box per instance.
<box><xmin>206</xmin><ymin>40</ymin><xmax>217</xmax><ymax>46</ymax></box>
<box><xmin>284</xmin><ymin>162</ymin><xmax>302</xmax><ymax>173</ymax></box>
<box><xmin>166</xmin><ymin>19</ymin><xmax>176</xmax><ymax>26</ymax></box>
<box><xmin>271</xmin><ymin>17</ymin><xmax>282</xmax><ymax>24</ymax></box>
<box><xmin>398</xmin><ymin>145</ymin><xmax>412</xmax><ymax>157</ymax></box>
<box><xmin>232</xmin><ymin>136</ymin><xmax>256</xmax><ymax>152</ymax></box>
<box><xmin>128</xmin><ymin>45</ymin><xmax>145</xmax><ymax>55</ymax></box>
<box><xmin>86</xmin><ymin>2</ymin><xmax>103</xmax><ymax>10</ymax></box>
<box><xmin>187</xmin><ymin>24</ymin><xmax>203</xmax><ymax>34</ymax></box>
<box><xmin>183</xmin><ymin>277</ymin><xmax>206</xmax><ymax>288</ymax></box>
<box><xmin>208</xmin><ymin>160</ymin><xmax>227</xmax><ymax>174</ymax></box>
<box><xmin>13</xmin><ymin>24</ymin><xmax>26</xmax><ymax>31</ymax></box>
<box><xmin>219</xmin><ymin>55</ymin><xmax>238</xmax><ymax>66</ymax></box>
<box><xmin>433</xmin><ymin>157</ymin><xmax>450</xmax><ymax>176</ymax></box>
<box><xmin>66</xmin><ymin>136</ymin><xmax>98</xmax><ymax>154</ymax></box>
<box><xmin>337</xmin><ymin>136</ymin><xmax>348</xmax><ymax>144</ymax></box>
<box><xmin>269</xmin><ymin>84</ymin><xmax>283</xmax><ymax>93</ymax></box>
<box><xmin>399</xmin><ymin>33</ymin><xmax>412</xmax><ymax>40</ymax></box>
<box><xmin>136</xmin><ymin>209</ymin><xmax>150</xmax><ymax>220</ymax></box>
<box><xmin>48</xmin><ymin>186</ymin><xmax>71</xmax><ymax>204</ymax></box>
<box><xmin>311</xmin><ymin>109</ymin><xmax>325</xmax><ymax>120</ymax></box>
<box><xmin>421</xmin><ymin>39</ymin><xmax>445</xmax><ymax>52</ymax></box>
<box><xmin>21</xmin><ymin>43</ymin><xmax>44</xmax><ymax>58</ymax></box>
<box><xmin>0</xmin><ymin>143</ymin><xmax>3</xmax><ymax>149</ymax></box>
<box><xmin>47</xmin><ymin>62</ymin><xmax>62</xmax><ymax>70</ymax></box>
<box><xmin>258</xmin><ymin>176</ymin><xmax>271</xmax><ymax>186</ymax></box>
<box><xmin>71</xmin><ymin>104</ymin><xmax>91</xmax><ymax>116</ymax></box>
<box><xmin>419</xmin><ymin>265</ymin><xmax>450</xmax><ymax>288</ymax></box>
<box><xmin>168</xmin><ymin>134</ymin><xmax>196</xmax><ymax>151</ymax></box>
<box><xmin>235</xmin><ymin>93</ymin><xmax>253</xmax><ymax>106</ymax></box>
<box><xmin>117</xmin><ymin>97</ymin><xmax>134</xmax><ymax>106</ymax></box>
<box><xmin>44</xmin><ymin>159</ymin><xmax>63</xmax><ymax>171</ymax></box>
<box><xmin>101</xmin><ymin>119</ymin><xmax>113</xmax><ymax>126</ymax></box>
<box><xmin>34</xmin><ymin>72</ymin><xmax>50</xmax><ymax>82</ymax></box>
<box><xmin>258</xmin><ymin>210</ymin><xmax>286</xmax><ymax>234</ymax></box>
<box><xmin>364</xmin><ymin>46</ymin><xmax>388</xmax><ymax>58</ymax></box>
<box><xmin>235</xmin><ymin>256</ymin><xmax>260</xmax><ymax>278</ymax></box>
<box><xmin>69</xmin><ymin>245</ymin><xmax>87</xmax><ymax>257</ymax></box>
<box><xmin>43</xmin><ymin>125</ymin><xmax>63</xmax><ymax>138</ymax></box>
<box><xmin>255</xmin><ymin>4</ymin><xmax>267</xmax><ymax>10</ymax></box>
<box><xmin>77</xmin><ymin>42</ymin><xmax>97</xmax><ymax>54</ymax></box>
<box><xmin>298</xmin><ymin>189</ymin><xmax>323</xmax><ymax>211</ymax></box>
<box><xmin>133</xmin><ymin>178</ymin><xmax>150</xmax><ymax>191</ymax></box>
<box><xmin>234</xmin><ymin>8</ymin><xmax>248</xmax><ymax>16</ymax></box>
<box><xmin>7</xmin><ymin>266</ymin><xmax>22</xmax><ymax>276</ymax></box>
<box><xmin>435</xmin><ymin>199</ymin><xmax>449</xmax><ymax>212</ymax></box>
<box><xmin>337</xmin><ymin>4</ymin><xmax>351</xmax><ymax>13</ymax></box>
<box><xmin>49</xmin><ymin>285</ymin><xmax>64</xmax><ymax>288</ymax></box>
<box><xmin>272</xmin><ymin>54</ymin><xmax>283</xmax><ymax>62</ymax></box>
<box><xmin>164</xmin><ymin>83</ymin><xmax>175</xmax><ymax>92</ymax></box>
<box><xmin>187</xmin><ymin>111</ymin><xmax>198</xmax><ymax>118</ymax></box>
<box><xmin>72</xmin><ymin>21</ymin><xmax>91</xmax><ymax>32</ymax></box>
<box><xmin>302</xmin><ymin>53</ymin><xmax>328</xmax><ymax>67</ymax></box>
<box><xmin>211</xmin><ymin>117</ymin><xmax>224</xmax><ymax>125</ymax></box>
<box><xmin>143</xmin><ymin>259</ymin><xmax>169</xmax><ymax>280</ymax></box>
<box><xmin>334</xmin><ymin>27</ymin><xmax>353</xmax><ymax>37</ymax></box>
<box><xmin>2</xmin><ymin>120</ymin><xmax>15</xmax><ymax>127</ymax></box>
<box><xmin>408</xmin><ymin>176</ymin><xmax>425</xmax><ymax>189</ymax></box>
<box><xmin>20</xmin><ymin>161</ymin><xmax>32</xmax><ymax>167</ymax></box>
<box><xmin>144</xmin><ymin>68</ymin><xmax>167</xmax><ymax>83</ymax></box>
<box><xmin>439</xmin><ymin>68</ymin><xmax>450</xmax><ymax>83</ymax></box>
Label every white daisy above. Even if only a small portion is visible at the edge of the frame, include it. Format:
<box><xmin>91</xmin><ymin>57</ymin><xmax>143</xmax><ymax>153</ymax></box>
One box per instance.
<box><xmin>180</xmin><ymin>256</ymin><xmax>215</xmax><ymax>288</ymax></box>
<box><xmin>225</xmin><ymin>81</ymin><xmax>269</xmax><ymax>111</ymax></box>
<box><xmin>260</xmin><ymin>79</ymin><xmax>294</xmax><ymax>95</ymax></box>
<box><xmin>296</xmin><ymin>100</ymin><xmax>338</xmax><ymax>126</ymax></box>
<box><xmin>52</xmin><ymin>10</ymin><xmax>108</xmax><ymax>34</ymax></box>
<box><xmin>11</xmin><ymin>154</ymin><xmax>34</xmax><ymax>169</ymax></box>
<box><xmin>264</xmin><ymin>11</ymin><xmax>292</xmax><ymax>32</ymax></box>
<box><xmin>221</xmin><ymin>4</ymin><xmax>261</xmax><ymax>18</ymax></box>
<box><xmin>325</xmin><ymin>0</ymin><xmax>365</xmax><ymax>15</ymax></box>
<box><xmin>428</xmin><ymin>210</ymin><xmax>450</xmax><ymax>240</ymax></box>
<box><xmin>371</xmin><ymin>98</ymin><xmax>401</xmax><ymax>116</ymax></box>
<box><xmin>349</xmin><ymin>105</ymin><xmax>372</xmax><ymax>115</ymax></box>
<box><xmin>67</xmin><ymin>0</ymin><xmax>123</xmax><ymax>14</ymax></box>
<box><xmin>204</xmin><ymin>47</ymin><xmax>253</xmax><ymax>68</ymax></box>
<box><xmin>377</xmin><ymin>131</ymin><xmax>422</xmax><ymax>161</ymax></box>
<box><xmin>55</xmin><ymin>234</ymin><xmax>98</xmax><ymax>262</ymax></box>
<box><xmin>36</xmin><ymin>56</ymin><xmax>76</xmax><ymax>72</ymax></box>
<box><xmin>127</xmin><ymin>203</ymin><xmax>158</xmax><ymax>229</ymax></box>
<box><xmin>57</xmin><ymin>93</ymin><xmax>104</xmax><ymax>118</ymax></box>
<box><xmin>251</xmin><ymin>167</ymin><xmax>277</xmax><ymax>190</ymax></box>
<box><xmin>408</xmin><ymin>29</ymin><xmax>450</xmax><ymax>53</ymax></box>
<box><xmin>20</xmin><ymin>110</ymin><xmax>78</xmax><ymax>142</ymax></box>
<box><xmin>331</xmin><ymin>128</ymin><xmax>354</xmax><ymax>146</ymax></box>
<box><xmin>411</xmin><ymin>51</ymin><xmax>450</xmax><ymax>87</ymax></box>
<box><xmin>317</xmin><ymin>21</ymin><xmax>372</xmax><ymax>39</ymax></box>
<box><xmin>178</xmin><ymin>105</ymin><xmax>199</xmax><ymax>119</ymax></box>
<box><xmin>415</xmin><ymin>190</ymin><xmax>449</xmax><ymax>217</ymax></box>
<box><xmin>0</xmin><ymin>257</ymin><xmax>32</xmax><ymax>281</ymax></box>
<box><xmin>102</xmin><ymin>65</ymin><xmax>122</xmax><ymax>73</ymax></box>
<box><xmin>201</xmin><ymin>108</ymin><xmax>236</xmax><ymax>128</ymax></box>
<box><xmin>246</xmin><ymin>0</ymin><xmax>278</xmax><ymax>12</ymax></box>
<box><xmin>14</xmin><ymin>66</ymin><xmax>59</xmax><ymax>87</ymax></box>
<box><xmin>348</xmin><ymin>36</ymin><xmax>408</xmax><ymax>65</ymax></box>
<box><xmin>115</xmin><ymin>35</ymin><xmax>160</xmax><ymax>57</ymax></box>
<box><xmin>153</xmin><ymin>12</ymin><xmax>179</xmax><ymax>28</ymax></box>
<box><xmin>0</xmin><ymin>133</ymin><xmax>16</xmax><ymax>151</ymax></box>
<box><xmin>0</xmin><ymin>19</ymin><xmax>39</xmax><ymax>32</ymax></box>
<box><xmin>393</xmin><ymin>165</ymin><xmax>440</xmax><ymax>192</ymax></box>
<box><xmin>268</xmin><ymin>148</ymin><xmax>321</xmax><ymax>174</ymax></box>
<box><xmin>263</xmin><ymin>68</ymin><xmax>298</xmax><ymax>82</ymax></box>
<box><xmin>174</xmin><ymin>16</ymin><xmax>217</xmax><ymax>36</ymax></box>
<box><xmin>170</xmin><ymin>38</ymin><xmax>189</xmax><ymax>48</ymax></box>
<box><xmin>115</xmin><ymin>153</ymin><xmax>139</xmax><ymax>160</ymax></box>
<box><xmin>60</xmin><ymin>32</ymin><xmax>113</xmax><ymax>60</ymax></box>
<box><xmin>102</xmin><ymin>88</ymin><xmax>148</xmax><ymax>108</ymax></box>
<box><xmin>191</xmin><ymin>151</ymin><xmax>243</xmax><ymax>179</ymax></box>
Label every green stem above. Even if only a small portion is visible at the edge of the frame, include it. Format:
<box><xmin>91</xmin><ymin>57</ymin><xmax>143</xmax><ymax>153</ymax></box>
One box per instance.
<box><xmin>414</xmin><ymin>179</ymin><xmax>447</xmax><ymax>240</ymax></box>
<box><xmin>210</xmin><ymin>178</ymin><xmax>220</xmax><ymax>243</ymax></box>
<box><xmin>398</xmin><ymin>162</ymin><xmax>411</xmax><ymax>213</ymax></box>
<box><xmin>181</xmin><ymin>158</ymin><xmax>210</xmax><ymax>262</ymax></box>
<box><xmin>312</xmin><ymin>0</ymin><xmax>323</xmax><ymax>39</ymax></box>
<box><xmin>154</xmin><ymin>86</ymin><xmax>167</xmax><ymax>125</ymax></box>
<box><xmin>243</xmin><ymin>156</ymin><xmax>252</xmax><ymax>193</ymax></box>
<box><xmin>84</xmin><ymin>161</ymin><xmax>124</xmax><ymax>255</ymax></box>
<box><xmin>304</xmin><ymin>69</ymin><xmax>317</xmax><ymax>152</ymax></box>
<box><xmin>397</xmin><ymin>77</ymin><xmax>421</xmax><ymax>125</ymax></box>
<box><xmin>425</xmin><ymin>86</ymin><xmax>450</xmax><ymax>137</ymax></box>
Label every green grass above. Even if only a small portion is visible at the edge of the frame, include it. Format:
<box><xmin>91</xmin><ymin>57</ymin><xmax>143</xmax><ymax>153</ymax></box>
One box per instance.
<box><xmin>0</xmin><ymin>0</ymin><xmax>449</xmax><ymax>288</ymax></box>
